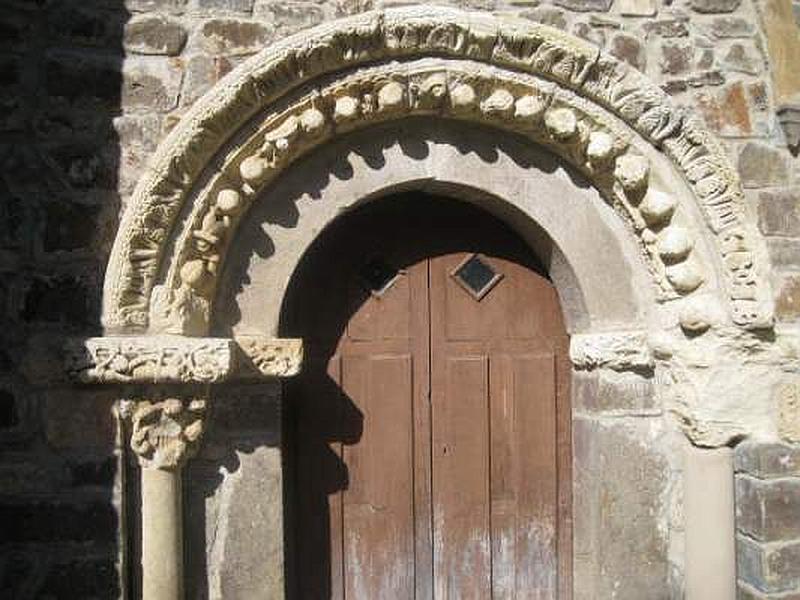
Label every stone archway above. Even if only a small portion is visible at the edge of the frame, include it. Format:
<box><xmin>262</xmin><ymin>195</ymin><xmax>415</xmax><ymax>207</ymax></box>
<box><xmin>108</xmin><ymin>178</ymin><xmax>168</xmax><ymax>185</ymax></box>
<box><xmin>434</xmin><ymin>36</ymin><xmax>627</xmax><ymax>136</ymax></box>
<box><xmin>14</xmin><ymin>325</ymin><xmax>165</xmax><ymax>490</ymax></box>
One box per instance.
<box><xmin>62</xmin><ymin>6</ymin><xmax>789</xmax><ymax>600</ymax></box>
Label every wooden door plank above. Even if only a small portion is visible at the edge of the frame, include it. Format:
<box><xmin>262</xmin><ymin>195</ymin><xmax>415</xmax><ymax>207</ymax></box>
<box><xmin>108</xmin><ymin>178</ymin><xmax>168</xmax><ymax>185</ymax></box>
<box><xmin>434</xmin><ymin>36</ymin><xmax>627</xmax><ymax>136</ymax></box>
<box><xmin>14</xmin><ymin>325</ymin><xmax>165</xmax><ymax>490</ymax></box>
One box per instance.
<box><xmin>432</xmin><ymin>355</ymin><xmax>492</xmax><ymax>600</ymax></box>
<box><xmin>512</xmin><ymin>353</ymin><xmax>558</xmax><ymax>599</ymax></box>
<box><xmin>341</xmin><ymin>356</ymin><xmax>416</xmax><ymax>597</ymax></box>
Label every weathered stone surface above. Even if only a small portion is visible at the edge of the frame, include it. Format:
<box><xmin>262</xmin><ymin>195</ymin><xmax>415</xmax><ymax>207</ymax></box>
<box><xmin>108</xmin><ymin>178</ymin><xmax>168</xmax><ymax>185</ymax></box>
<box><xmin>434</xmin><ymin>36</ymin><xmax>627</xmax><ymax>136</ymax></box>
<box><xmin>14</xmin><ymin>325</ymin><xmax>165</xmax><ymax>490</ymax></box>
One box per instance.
<box><xmin>710</xmin><ymin>16</ymin><xmax>756</xmax><ymax>38</ymax></box>
<box><xmin>121</xmin><ymin>58</ymin><xmax>183</xmax><ymax>112</ymax></box>
<box><xmin>181</xmin><ymin>54</ymin><xmax>234</xmax><ymax>106</ymax></box>
<box><xmin>520</xmin><ymin>7</ymin><xmax>569</xmax><ymax>30</ymax></box>
<box><xmin>767</xmin><ymin>239</ymin><xmax>800</xmax><ymax>270</ymax></box>
<box><xmin>572</xmin><ymin>21</ymin><xmax>606</xmax><ymax>47</ymax></box>
<box><xmin>124</xmin><ymin>15</ymin><xmax>187</xmax><ymax>55</ymax></box>
<box><xmin>775</xmin><ymin>275</ymin><xmax>800</xmax><ymax>321</ymax></box>
<box><xmin>759</xmin><ymin>0</ymin><xmax>800</xmax><ymax>107</ymax></box>
<box><xmin>38</xmin><ymin>559</ymin><xmax>120</xmax><ymax>600</ymax></box>
<box><xmin>43</xmin><ymin>202</ymin><xmax>101</xmax><ymax>253</ymax></box>
<box><xmin>199</xmin><ymin>19</ymin><xmax>272</xmax><ymax>55</ymax></box>
<box><xmin>723</xmin><ymin>42</ymin><xmax>761</xmax><ymax>75</ymax></box>
<box><xmin>691</xmin><ymin>0</ymin><xmax>742</xmax><ymax>13</ymax></box>
<box><xmin>643</xmin><ymin>13</ymin><xmax>690</xmax><ymax>37</ymax></box>
<box><xmin>737</xmin><ymin>475</ymin><xmax>800</xmax><ymax>542</ymax></box>
<box><xmin>211</xmin><ymin>446</ymin><xmax>285</xmax><ymax>598</ymax></box>
<box><xmin>255</xmin><ymin>2</ymin><xmax>326</xmax><ymax>35</ymax></box>
<box><xmin>22</xmin><ymin>275</ymin><xmax>95</xmax><ymax>327</ymax></box>
<box><xmin>738</xmin><ymin>536</ymin><xmax>800</xmax><ymax>593</ymax></box>
<box><xmin>616</xmin><ymin>0</ymin><xmax>657</xmax><ymax>16</ymax></box>
<box><xmin>573</xmin><ymin>370</ymin><xmax>656</xmax><ymax>413</ymax></box>
<box><xmin>610</xmin><ymin>32</ymin><xmax>646</xmax><ymax>71</ymax></box>
<box><xmin>553</xmin><ymin>0</ymin><xmax>612</xmax><ymax>12</ymax></box>
<box><xmin>573</xmin><ymin>418</ymin><xmax>671</xmax><ymax>599</ymax></box>
<box><xmin>46</xmin><ymin>54</ymin><xmax>121</xmax><ymax>107</ymax></box>
<box><xmin>738</xmin><ymin>142</ymin><xmax>790</xmax><ymax>188</ymax></box>
<box><xmin>661</xmin><ymin>41</ymin><xmax>694</xmax><ymax>75</ymax></box>
<box><xmin>0</xmin><ymin>500</ymin><xmax>117</xmax><ymax>542</ymax></box>
<box><xmin>738</xmin><ymin>582</ymin><xmax>800</xmax><ymax>599</ymax></box>
<box><xmin>45</xmin><ymin>391</ymin><xmax>116</xmax><ymax>450</ymax></box>
<box><xmin>736</xmin><ymin>442</ymin><xmax>800</xmax><ymax>478</ymax></box>
<box><xmin>192</xmin><ymin>0</ymin><xmax>255</xmax><ymax>12</ymax></box>
<box><xmin>696</xmin><ymin>81</ymin><xmax>757</xmax><ymax>137</ymax></box>
<box><xmin>758</xmin><ymin>188</ymin><xmax>800</xmax><ymax>237</ymax></box>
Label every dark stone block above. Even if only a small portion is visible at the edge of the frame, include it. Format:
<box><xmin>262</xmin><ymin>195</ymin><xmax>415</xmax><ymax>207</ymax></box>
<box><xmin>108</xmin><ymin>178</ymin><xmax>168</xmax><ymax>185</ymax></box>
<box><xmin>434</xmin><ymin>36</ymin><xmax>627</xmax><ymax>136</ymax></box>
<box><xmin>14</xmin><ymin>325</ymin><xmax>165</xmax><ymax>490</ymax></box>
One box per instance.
<box><xmin>43</xmin><ymin>202</ymin><xmax>101</xmax><ymax>252</ymax></box>
<box><xmin>0</xmin><ymin>500</ymin><xmax>117</xmax><ymax>543</ymax></box>
<box><xmin>737</xmin><ymin>475</ymin><xmax>800</xmax><ymax>542</ymax></box>
<box><xmin>758</xmin><ymin>188</ymin><xmax>800</xmax><ymax>237</ymax></box>
<box><xmin>38</xmin><ymin>559</ymin><xmax>120</xmax><ymax>599</ymax></box>
<box><xmin>22</xmin><ymin>275</ymin><xmax>94</xmax><ymax>327</ymax></box>
<box><xmin>738</xmin><ymin>535</ymin><xmax>800</xmax><ymax>593</ymax></box>
<box><xmin>736</xmin><ymin>442</ymin><xmax>800</xmax><ymax>478</ymax></box>
<box><xmin>0</xmin><ymin>388</ymin><xmax>18</xmax><ymax>428</ymax></box>
<box><xmin>46</xmin><ymin>54</ymin><xmax>121</xmax><ymax>106</ymax></box>
<box><xmin>70</xmin><ymin>457</ymin><xmax>117</xmax><ymax>487</ymax></box>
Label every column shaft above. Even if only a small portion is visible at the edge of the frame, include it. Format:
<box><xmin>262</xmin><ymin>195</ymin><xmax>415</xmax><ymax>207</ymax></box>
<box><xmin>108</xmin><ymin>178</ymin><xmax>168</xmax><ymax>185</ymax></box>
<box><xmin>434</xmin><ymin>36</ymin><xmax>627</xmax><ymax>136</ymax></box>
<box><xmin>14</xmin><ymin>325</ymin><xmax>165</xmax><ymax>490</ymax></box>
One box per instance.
<box><xmin>684</xmin><ymin>445</ymin><xmax>736</xmax><ymax>599</ymax></box>
<box><xmin>141</xmin><ymin>468</ymin><xmax>184</xmax><ymax>600</ymax></box>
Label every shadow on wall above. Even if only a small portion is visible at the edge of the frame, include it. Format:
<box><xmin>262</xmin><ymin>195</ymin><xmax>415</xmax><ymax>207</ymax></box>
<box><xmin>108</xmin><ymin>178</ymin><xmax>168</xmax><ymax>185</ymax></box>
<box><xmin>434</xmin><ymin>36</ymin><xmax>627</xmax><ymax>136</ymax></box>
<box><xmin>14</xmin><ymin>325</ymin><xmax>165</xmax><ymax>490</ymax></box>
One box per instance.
<box><xmin>0</xmin><ymin>1</ymin><xmax>128</xmax><ymax>598</ymax></box>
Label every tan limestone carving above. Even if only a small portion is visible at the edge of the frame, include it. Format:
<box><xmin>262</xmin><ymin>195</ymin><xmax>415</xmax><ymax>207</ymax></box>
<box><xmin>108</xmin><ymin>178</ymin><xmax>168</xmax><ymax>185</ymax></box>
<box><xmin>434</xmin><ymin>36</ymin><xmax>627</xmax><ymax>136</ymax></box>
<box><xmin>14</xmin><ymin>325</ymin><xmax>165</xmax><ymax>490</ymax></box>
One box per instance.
<box><xmin>65</xmin><ymin>336</ymin><xmax>233</xmax><ymax>384</ymax></box>
<box><xmin>569</xmin><ymin>332</ymin><xmax>654</xmax><ymax>372</ymax></box>
<box><xmin>103</xmin><ymin>7</ymin><xmax>771</xmax><ymax>336</ymax></box>
<box><xmin>236</xmin><ymin>336</ymin><xmax>304</xmax><ymax>378</ymax></box>
<box><xmin>64</xmin><ymin>336</ymin><xmax>302</xmax><ymax>382</ymax></box>
<box><xmin>128</xmin><ymin>397</ymin><xmax>206</xmax><ymax>470</ymax></box>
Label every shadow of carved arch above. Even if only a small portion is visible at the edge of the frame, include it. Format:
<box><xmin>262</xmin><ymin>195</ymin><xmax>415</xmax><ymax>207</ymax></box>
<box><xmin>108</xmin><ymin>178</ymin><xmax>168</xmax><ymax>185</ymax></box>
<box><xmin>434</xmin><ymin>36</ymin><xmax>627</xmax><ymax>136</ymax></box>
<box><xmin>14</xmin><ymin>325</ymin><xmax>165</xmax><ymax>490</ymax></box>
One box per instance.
<box><xmin>102</xmin><ymin>5</ymin><xmax>773</xmax><ymax>338</ymax></box>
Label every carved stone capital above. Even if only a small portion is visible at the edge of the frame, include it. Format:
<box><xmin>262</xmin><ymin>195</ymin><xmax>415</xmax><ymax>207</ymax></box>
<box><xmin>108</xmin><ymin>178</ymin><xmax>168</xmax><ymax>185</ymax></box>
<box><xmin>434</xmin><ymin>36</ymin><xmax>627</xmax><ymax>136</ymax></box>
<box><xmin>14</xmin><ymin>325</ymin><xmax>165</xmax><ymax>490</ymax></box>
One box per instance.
<box><xmin>125</xmin><ymin>397</ymin><xmax>206</xmax><ymax>470</ymax></box>
<box><xmin>570</xmin><ymin>331</ymin><xmax>654</xmax><ymax>373</ymax></box>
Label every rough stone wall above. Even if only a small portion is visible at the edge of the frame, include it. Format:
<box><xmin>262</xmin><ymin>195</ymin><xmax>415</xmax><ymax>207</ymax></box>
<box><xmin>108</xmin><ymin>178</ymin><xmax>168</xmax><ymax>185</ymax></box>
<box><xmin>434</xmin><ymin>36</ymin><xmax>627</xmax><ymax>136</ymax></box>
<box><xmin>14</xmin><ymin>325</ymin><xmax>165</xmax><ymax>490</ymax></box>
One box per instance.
<box><xmin>0</xmin><ymin>0</ymin><xmax>798</xmax><ymax>598</ymax></box>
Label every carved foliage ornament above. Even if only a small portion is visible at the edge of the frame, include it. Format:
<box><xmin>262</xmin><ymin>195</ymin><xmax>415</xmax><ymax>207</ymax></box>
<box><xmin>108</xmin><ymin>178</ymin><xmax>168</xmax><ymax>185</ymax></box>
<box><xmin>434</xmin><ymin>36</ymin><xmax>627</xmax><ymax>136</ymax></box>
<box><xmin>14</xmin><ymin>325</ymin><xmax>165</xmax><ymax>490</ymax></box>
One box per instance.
<box><xmin>65</xmin><ymin>336</ymin><xmax>233</xmax><ymax>384</ymax></box>
<box><xmin>103</xmin><ymin>7</ymin><xmax>771</xmax><ymax>334</ymax></box>
<box><xmin>64</xmin><ymin>336</ymin><xmax>302</xmax><ymax>383</ymax></box>
<box><xmin>127</xmin><ymin>397</ymin><xmax>206</xmax><ymax>470</ymax></box>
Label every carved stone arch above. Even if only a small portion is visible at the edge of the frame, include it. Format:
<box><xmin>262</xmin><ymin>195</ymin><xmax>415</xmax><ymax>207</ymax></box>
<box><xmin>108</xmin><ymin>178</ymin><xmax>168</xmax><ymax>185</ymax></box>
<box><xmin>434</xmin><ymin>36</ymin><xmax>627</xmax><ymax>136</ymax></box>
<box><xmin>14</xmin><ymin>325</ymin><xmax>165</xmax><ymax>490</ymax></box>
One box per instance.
<box><xmin>83</xmin><ymin>7</ymin><xmax>792</xmax><ymax>599</ymax></box>
<box><xmin>102</xmin><ymin>5</ymin><xmax>773</xmax><ymax>339</ymax></box>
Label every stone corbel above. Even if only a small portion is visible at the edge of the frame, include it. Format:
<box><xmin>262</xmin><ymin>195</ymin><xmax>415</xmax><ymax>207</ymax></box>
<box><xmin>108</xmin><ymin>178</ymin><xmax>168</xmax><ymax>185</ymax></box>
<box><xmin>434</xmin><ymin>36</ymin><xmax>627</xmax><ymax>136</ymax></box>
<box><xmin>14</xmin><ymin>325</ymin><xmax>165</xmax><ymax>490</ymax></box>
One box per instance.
<box><xmin>64</xmin><ymin>335</ymin><xmax>302</xmax><ymax>600</ymax></box>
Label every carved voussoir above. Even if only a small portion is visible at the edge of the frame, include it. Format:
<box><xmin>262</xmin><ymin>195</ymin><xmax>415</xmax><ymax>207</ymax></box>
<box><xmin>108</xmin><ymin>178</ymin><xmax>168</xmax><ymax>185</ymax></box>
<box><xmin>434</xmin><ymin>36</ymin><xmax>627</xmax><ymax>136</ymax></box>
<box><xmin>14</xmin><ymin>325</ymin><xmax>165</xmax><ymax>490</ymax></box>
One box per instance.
<box><xmin>570</xmin><ymin>331</ymin><xmax>654</xmax><ymax>373</ymax></box>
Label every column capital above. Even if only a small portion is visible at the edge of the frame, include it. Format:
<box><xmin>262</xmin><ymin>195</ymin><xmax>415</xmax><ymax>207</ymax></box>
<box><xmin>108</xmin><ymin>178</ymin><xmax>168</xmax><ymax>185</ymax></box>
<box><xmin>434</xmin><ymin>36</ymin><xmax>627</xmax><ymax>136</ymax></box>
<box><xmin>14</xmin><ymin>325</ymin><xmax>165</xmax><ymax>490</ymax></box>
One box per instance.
<box><xmin>123</xmin><ymin>397</ymin><xmax>206</xmax><ymax>471</ymax></box>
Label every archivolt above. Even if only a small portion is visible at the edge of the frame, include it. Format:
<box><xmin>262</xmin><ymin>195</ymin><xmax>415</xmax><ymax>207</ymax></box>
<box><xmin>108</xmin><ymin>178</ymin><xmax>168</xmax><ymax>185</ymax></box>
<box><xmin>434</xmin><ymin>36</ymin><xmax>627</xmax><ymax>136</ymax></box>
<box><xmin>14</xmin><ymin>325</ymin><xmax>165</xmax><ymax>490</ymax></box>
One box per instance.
<box><xmin>103</xmin><ymin>6</ymin><xmax>771</xmax><ymax>335</ymax></box>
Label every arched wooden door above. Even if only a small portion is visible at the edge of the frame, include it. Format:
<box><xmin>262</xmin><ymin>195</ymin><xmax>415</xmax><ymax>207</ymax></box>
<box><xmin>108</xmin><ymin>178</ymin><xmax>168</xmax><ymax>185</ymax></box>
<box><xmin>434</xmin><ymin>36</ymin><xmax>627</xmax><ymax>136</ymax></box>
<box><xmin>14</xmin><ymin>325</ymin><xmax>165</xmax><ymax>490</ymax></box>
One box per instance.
<box><xmin>281</xmin><ymin>194</ymin><xmax>571</xmax><ymax>599</ymax></box>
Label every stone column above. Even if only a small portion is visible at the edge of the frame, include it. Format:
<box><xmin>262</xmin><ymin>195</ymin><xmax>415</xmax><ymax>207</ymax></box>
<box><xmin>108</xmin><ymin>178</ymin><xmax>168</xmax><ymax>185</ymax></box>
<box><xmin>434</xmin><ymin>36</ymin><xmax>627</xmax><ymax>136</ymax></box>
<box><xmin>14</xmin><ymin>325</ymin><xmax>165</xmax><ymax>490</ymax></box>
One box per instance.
<box><xmin>684</xmin><ymin>445</ymin><xmax>736</xmax><ymax>600</ymax></box>
<box><xmin>64</xmin><ymin>335</ymin><xmax>303</xmax><ymax>600</ymax></box>
<box><xmin>128</xmin><ymin>397</ymin><xmax>207</xmax><ymax>600</ymax></box>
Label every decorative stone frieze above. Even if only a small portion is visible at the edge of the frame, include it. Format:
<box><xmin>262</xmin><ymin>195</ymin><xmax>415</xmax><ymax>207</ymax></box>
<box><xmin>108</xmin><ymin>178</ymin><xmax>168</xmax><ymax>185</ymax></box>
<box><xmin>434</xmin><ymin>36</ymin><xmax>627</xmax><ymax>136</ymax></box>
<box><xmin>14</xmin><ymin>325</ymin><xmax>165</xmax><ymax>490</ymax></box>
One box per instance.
<box><xmin>237</xmin><ymin>336</ymin><xmax>303</xmax><ymax>378</ymax></box>
<box><xmin>103</xmin><ymin>6</ymin><xmax>772</xmax><ymax>338</ymax></box>
<box><xmin>126</xmin><ymin>397</ymin><xmax>206</xmax><ymax>470</ymax></box>
<box><xmin>64</xmin><ymin>336</ymin><xmax>303</xmax><ymax>383</ymax></box>
<box><xmin>569</xmin><ymin>331</ymin><xmax>654</xmax><ymax>372</ymax></box>
<box><xmin>65</xmin><ymin>336</ymin><xmax>233</xmax><ymax>384</ymax></box>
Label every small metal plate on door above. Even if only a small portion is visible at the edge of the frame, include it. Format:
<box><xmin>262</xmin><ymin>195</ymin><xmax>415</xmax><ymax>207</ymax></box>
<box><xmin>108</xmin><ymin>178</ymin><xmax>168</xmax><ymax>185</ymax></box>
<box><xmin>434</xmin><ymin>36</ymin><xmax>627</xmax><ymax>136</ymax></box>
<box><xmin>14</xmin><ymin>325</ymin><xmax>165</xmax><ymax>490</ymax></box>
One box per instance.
<box><xmin>450</xmin><ymin>254</ymin><xmax>503</xmax><ymax>301</ymax></box>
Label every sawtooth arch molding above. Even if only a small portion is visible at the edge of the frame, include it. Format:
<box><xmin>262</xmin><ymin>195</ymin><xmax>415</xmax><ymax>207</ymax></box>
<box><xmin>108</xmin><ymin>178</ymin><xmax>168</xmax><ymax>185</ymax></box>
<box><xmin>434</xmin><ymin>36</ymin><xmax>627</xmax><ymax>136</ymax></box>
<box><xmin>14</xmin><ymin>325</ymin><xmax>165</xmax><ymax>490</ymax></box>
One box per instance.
<box><xmin>103</xmin><ymin>6</ymin><xmax>774</xmax><ymax>340</ymax></box>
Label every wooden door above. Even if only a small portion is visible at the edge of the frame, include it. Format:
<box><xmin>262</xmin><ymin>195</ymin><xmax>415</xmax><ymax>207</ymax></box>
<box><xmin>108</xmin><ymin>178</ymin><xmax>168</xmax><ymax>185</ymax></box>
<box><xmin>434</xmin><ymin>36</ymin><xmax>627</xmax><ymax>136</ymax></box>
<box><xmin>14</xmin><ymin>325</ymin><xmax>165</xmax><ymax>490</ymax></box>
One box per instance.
<box><xmin>282</xmin><ymin>195</ymin><xmax>571</xmax><ymax>599</ymax></box>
